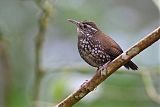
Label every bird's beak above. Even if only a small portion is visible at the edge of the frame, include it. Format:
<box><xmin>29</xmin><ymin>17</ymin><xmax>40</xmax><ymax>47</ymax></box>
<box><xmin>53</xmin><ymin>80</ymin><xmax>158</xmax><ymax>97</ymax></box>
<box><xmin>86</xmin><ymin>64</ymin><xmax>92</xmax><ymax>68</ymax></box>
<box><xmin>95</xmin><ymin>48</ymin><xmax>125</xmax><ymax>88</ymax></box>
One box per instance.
<box><xmin>67</xmin><ymin>19</ymin><xmax>80</xmax><ymax>26</ymax></box>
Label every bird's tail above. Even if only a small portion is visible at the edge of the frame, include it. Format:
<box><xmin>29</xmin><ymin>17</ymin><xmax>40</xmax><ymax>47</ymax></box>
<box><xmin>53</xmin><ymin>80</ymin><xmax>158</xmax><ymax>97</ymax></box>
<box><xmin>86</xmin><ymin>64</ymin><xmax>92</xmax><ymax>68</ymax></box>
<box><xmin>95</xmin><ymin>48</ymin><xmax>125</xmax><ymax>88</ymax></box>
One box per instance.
<box><xmin>124</xmin><ymin>61</ymin><xmax>138</xmax><ymax>70</ymax></box>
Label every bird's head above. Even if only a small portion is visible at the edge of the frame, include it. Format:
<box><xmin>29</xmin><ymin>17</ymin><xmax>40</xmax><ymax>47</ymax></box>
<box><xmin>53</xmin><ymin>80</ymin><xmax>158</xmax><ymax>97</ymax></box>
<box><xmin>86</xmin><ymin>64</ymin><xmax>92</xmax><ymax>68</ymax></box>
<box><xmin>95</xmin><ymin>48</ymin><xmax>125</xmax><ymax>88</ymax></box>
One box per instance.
<box><xmin>68</xmin><ymin>19</ymin><xmax>99</xmax><ymax>36</ymax></box>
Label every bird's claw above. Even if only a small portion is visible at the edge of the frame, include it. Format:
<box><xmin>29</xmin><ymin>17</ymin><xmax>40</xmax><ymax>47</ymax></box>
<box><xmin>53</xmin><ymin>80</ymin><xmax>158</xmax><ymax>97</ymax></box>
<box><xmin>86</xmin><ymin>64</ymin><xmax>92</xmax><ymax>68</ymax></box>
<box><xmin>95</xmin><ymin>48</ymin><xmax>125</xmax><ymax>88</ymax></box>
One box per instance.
<box><xmin>97</xmin><ymin>65</ymin><xmax>106</xmax><ymax>76</ymax></box>
<box><xmin>97</xmin><ymin>61</ymin><xmax>110</xmax><ymax>76</ymax></box>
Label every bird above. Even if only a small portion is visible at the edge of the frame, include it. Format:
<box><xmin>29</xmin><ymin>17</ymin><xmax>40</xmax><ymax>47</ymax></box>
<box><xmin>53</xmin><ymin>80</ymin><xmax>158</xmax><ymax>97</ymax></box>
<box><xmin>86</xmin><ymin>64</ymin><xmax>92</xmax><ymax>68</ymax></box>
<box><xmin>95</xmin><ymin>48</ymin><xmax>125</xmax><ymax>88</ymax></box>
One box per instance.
<box><xmin>68</xmin><ymin>19</ymin><xmax>138</xmax><ymax>72</ymax></box>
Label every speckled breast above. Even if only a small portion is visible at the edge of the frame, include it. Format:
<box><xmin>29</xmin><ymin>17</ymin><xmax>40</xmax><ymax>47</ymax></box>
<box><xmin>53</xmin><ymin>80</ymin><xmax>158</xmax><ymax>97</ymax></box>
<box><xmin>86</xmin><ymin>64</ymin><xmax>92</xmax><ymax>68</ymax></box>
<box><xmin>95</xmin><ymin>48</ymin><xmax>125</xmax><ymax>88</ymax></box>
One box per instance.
<box><xmin>78</xmin><ymin>36</ymin><xmax>110</xmax><ymax>67</ymax></box>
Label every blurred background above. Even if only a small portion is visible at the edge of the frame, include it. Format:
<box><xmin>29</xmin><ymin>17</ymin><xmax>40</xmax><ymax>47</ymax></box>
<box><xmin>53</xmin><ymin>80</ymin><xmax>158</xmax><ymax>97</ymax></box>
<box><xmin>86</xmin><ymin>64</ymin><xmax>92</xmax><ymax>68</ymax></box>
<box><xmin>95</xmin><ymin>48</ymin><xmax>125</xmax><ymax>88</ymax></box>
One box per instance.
<box><xmin>0</xmin><ymin>0</ymin><xmax>159</xmax><ymax>107</ymax></box>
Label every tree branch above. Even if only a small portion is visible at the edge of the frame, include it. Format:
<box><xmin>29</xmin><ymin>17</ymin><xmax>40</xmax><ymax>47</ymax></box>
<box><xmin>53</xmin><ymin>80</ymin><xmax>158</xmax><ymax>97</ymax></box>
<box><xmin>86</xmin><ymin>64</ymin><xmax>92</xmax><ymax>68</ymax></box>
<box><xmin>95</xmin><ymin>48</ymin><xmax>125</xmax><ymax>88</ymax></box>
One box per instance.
<box><xmin>55</xmin><ymin>26</ymin><xmax>160</xmax><ymax>107</ymax></box>
<box><xmin>34</xmin><ymin>0</ymin><xmax>53</xmax><ymax>103</ymax></box>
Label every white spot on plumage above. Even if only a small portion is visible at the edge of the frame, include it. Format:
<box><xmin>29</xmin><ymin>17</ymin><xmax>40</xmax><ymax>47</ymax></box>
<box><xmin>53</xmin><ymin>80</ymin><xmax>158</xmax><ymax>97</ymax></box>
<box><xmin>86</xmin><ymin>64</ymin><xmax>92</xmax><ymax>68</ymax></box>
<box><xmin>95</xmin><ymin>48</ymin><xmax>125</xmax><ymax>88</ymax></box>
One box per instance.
<box><xmin>92</xmin><ymin>49</ymin><xmax>95</xmax><ymax>53</ymax></box>
<box><xmin>98</xmin><ymin>50</ymin><xmax>101</xmax><ymax>53</ymax></box>
<box><xmin>80</xmin><ymin>39</ymin><xmax>83</xmax><ymax>42</ymax></box>
<box><xmin>100</xmin><ymin>54</ymin><xmax>103</xmax><ymax>58</ymax></box>
<box><xmin>82</xmin><ymin>40</ymin><xmax>85</xmax><ymax>44</ymax></box>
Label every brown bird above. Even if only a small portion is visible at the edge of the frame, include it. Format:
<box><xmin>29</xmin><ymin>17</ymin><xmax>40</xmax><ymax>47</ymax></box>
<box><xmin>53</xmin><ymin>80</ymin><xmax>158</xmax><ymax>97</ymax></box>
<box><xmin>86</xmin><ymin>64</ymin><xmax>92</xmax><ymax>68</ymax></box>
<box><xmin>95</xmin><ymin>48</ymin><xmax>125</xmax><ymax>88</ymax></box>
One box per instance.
<box><xmin>68</xmin><ymin>19</ymin><xmax>138</xmax><ymax>71</ymax></box>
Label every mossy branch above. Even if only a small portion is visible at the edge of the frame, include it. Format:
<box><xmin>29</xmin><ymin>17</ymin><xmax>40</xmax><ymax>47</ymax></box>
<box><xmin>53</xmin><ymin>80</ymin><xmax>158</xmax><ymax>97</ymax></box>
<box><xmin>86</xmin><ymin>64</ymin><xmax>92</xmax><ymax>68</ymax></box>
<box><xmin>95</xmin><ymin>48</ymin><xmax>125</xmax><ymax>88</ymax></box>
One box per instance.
<box><xmin>55</xmin><ymin>26</ymin><xmax>160</xmax><ymax>107</ymax></box>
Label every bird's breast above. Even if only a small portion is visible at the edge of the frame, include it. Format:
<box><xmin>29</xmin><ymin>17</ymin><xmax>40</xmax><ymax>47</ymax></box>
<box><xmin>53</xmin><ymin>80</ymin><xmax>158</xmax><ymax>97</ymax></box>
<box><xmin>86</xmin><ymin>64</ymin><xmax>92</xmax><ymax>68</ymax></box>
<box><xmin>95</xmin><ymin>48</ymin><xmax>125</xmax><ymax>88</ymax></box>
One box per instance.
<box><xmin>78</xmin><ymin>37</ymin><xmax>111</xmax><ymax>67</ymax></box>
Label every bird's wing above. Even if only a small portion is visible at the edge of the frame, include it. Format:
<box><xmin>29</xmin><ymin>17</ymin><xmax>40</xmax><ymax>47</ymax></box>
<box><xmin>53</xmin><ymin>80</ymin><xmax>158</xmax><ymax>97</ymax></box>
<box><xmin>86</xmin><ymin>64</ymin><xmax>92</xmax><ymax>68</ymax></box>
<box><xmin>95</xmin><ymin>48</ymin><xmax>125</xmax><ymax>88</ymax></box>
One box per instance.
<box><xmin>96</xmin><ymin>33</ymin><xmax>123</xmax><ymax>59</ymax></box>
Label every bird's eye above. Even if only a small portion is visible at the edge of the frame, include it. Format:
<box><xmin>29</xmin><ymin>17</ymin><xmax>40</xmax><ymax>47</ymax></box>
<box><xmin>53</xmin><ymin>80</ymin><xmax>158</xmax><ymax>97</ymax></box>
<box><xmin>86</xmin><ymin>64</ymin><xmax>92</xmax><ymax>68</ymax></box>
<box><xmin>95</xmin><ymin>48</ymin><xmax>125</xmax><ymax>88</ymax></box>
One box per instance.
<box><xmin>83</xmin><ymin>24</ymin><xmax>87</xmax><ymax>28</ymax></box>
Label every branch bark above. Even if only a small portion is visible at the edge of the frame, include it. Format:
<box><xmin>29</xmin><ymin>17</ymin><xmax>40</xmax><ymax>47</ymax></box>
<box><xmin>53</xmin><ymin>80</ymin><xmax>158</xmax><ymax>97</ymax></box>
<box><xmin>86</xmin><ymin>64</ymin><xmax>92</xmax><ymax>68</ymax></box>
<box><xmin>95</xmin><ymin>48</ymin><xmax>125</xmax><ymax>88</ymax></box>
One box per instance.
<box><xmin>55</xmin><ymin>26</ymin><xmax>160</xmax><ymax>107</ymax></box>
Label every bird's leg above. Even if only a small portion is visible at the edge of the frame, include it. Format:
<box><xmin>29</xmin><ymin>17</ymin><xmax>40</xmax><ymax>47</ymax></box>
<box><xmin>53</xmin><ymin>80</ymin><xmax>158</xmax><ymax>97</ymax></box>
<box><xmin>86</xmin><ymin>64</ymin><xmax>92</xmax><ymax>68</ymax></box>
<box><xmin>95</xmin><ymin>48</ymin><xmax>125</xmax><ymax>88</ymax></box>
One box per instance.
<box><xmin>96</xmin><ymin>61</ymin><xmax>111</xmax><ymax>76</ymax></box>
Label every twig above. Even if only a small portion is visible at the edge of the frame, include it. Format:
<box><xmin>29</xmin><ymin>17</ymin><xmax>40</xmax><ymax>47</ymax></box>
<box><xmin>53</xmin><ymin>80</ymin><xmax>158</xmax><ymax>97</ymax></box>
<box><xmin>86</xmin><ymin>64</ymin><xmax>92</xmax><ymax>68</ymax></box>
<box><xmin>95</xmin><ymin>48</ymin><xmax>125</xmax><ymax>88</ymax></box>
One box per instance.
<box><xmin>55</xmin><ymin>26</ymin><xmax>160</xmax><ymax>107</ymax></box>
<box><xmin>0</xmin><ymin>35</ymin><xmax>11</xmax><ymax>107</ymax></box>
<box><xmin>140</xmin><ymin>69</ymin><xmax>160</xmax><ymax>104</ymax></box>
<box><xmin>35</xmin><ymin>0</ymin><xmax>53</xmax><ymax>72</ymax></box>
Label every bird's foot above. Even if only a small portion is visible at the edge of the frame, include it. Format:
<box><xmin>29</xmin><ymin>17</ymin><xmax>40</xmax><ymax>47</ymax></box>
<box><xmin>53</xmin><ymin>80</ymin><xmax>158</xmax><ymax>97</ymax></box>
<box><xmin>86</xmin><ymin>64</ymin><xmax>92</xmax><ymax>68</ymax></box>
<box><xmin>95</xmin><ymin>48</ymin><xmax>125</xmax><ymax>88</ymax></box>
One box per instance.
<box><xmin>97</xmin><ymin>61</ymin><xmax>111</xmax><ymax>76</ymax></box>
<box><xmin>96</xmin><ymin>65</ymin><xmax>106</xmax><ymax>76</ymax></box>
<box><xmin>80</xmin><ymin>80</ymin><xmax>88</xmax><ymax>88</ymax></box>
